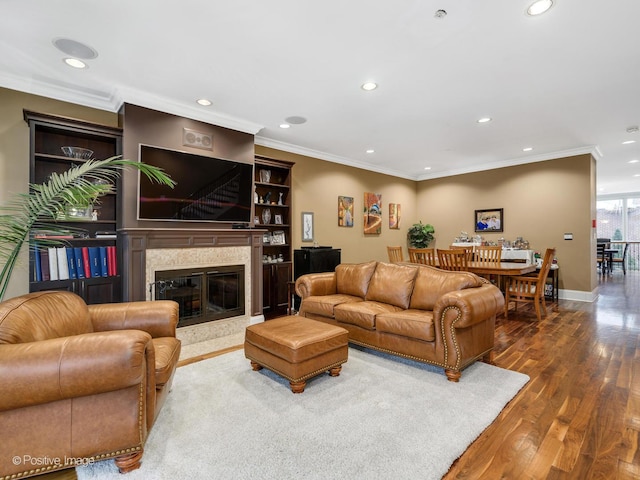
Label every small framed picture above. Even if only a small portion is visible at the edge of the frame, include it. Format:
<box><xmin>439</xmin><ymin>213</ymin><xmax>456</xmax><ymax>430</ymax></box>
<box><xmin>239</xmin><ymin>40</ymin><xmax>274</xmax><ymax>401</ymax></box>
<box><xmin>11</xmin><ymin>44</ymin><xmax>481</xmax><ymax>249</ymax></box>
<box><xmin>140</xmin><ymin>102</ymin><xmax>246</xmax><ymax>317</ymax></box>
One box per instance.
<box><xmin>302</xmin><ymin>212</ymin><xmax>314</xmax><ymax>242</ymax></box>
<box><xmin>274</xmin><ymin>214</ymin><xmax>283</xmax><ymax>225</ymax></box>
<box><xmin>262</xmin><ymin>232</ymin><xmax>271</xmax><ymax>244</ymax></box>
<box><xmin>271</xmin><ymin>230</ymin><xmax>286</xmax><ymax>245</ymax></box>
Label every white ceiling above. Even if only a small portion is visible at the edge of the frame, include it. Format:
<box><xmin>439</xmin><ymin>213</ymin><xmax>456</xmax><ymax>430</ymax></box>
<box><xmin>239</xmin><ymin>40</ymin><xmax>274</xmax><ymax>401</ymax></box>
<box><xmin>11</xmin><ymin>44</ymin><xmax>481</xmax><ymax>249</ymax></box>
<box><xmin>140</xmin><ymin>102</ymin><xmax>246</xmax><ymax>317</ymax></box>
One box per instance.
<box><xmin>2</xmin><ymin>0</ymin><xmax>640</xmax><ymax>195</ymax></box>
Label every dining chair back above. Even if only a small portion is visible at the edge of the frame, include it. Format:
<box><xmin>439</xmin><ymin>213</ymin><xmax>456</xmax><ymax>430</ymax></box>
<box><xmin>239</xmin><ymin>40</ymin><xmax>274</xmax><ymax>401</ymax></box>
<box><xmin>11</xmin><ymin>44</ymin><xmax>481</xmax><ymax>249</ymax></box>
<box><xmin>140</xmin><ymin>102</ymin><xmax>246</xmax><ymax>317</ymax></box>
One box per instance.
<box><xmin>437</xmin><ymin>248</ymin><xmax>470</xmax><ymax>271</ymax></box>
<box><xmin>448</xmin><ymin>245</ymin><xmax>474</xmax><ymax>262</ymax></box>
<box><xmin>408</xmin><ymin>247</ymin><xmax>437</xmax><ymax>266</ymax></box>
<box><xmin>387</xmin><ymin>246</ymin><xmax>404</xmax><ymax>263</ymax></box>
<box><xmin>504</xmin><ymin>247</ymin><xmax>556</xmax><ymax>322</ymax></box>
<box><xmin>596</xmin><ymin>243</ymin><xmax>607</xmax><ymax>274</ymax></box>
<box><xmin>474</xmin><ymin>245</ymin><xmax>502</xmax><ymax>265</ymax></box>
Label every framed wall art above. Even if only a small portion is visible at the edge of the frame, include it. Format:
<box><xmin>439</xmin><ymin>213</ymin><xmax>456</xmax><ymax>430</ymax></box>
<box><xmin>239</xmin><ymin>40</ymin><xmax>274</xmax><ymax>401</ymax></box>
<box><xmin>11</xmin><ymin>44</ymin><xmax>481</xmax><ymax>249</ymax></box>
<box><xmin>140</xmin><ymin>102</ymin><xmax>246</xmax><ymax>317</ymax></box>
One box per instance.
<box><xmin>364</xmin><ymin>192</ymin><xmax>382</xmax><ymax>235</ymax></box>
<box><xmin>474</xmin><ymin>208</ymin><xmax>503</xmax><ymax>233</ymax></box>
<box><xmin>338</xmin><ymin>196</ymin><xmax>354</xmax><ymax>227</ymax></box>
<box><xmin>302</xmin><ymin>212</ymin><xmax>314</xmax><ymax>242</ymax></box>
<box><xmin>389</xmin><ymin>203</ymin><xmax>401</xmax><ymax>229</ymax></box>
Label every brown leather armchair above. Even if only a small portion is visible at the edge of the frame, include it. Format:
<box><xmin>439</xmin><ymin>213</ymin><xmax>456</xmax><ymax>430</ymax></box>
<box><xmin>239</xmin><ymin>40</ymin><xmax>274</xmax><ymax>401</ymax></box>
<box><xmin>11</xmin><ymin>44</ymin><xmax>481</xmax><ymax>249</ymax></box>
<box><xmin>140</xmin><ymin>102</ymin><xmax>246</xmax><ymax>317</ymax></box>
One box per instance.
<box><xmin>0</xmin><ymin>291</ymin><xmax>181</xmax><ymax>478</ymax></box>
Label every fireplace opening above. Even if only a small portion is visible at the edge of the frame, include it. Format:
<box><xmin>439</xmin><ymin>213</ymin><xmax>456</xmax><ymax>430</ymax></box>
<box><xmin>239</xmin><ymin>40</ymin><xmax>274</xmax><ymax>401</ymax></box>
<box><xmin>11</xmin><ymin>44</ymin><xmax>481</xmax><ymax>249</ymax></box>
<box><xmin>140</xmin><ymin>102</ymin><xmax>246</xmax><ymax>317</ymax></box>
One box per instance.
<box><xmin>153</xmin><ymin>265</ymin><xmax>245</xmax><ymax>327</ymax></box>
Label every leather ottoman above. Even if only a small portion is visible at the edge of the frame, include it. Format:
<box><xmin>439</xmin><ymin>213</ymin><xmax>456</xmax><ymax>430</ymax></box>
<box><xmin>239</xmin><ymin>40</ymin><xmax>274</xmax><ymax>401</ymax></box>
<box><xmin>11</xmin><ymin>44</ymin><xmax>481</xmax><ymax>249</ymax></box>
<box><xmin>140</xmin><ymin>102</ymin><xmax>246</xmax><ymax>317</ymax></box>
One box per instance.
<box><xmin>244</xmin><ymin>315</ymin><xmax>349</xmax><ymax>393</ymax></box>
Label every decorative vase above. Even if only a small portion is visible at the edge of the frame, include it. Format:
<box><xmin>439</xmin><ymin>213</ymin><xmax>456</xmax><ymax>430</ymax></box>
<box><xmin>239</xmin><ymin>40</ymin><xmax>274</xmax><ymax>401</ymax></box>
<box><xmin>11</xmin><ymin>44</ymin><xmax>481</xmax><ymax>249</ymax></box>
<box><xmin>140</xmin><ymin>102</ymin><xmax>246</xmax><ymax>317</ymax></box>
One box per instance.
<box><xmin>262</xmin><ymin>208</ymin><xmax>272</xmax><ymax>224</ymax></box>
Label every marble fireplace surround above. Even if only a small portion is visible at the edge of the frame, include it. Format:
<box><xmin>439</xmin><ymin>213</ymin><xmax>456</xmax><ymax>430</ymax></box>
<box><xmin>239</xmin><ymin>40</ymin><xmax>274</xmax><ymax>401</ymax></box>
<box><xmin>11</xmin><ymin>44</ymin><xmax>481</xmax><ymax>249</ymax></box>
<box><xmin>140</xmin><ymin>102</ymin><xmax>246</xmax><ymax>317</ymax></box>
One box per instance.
<box><xmin>120</xmin><ymin>229</ymin><xmax>265</xmax><ymax>360</ymax></box>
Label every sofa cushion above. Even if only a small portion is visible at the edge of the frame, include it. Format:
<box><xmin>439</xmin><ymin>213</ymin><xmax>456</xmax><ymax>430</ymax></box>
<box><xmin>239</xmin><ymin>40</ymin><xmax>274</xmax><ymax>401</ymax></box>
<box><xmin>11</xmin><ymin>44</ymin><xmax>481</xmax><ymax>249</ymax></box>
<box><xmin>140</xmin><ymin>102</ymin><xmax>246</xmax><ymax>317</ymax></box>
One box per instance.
<box><xmin>335</xmin><ymin>301</ymin><xmax>402</xmax><ymax>330</ymax></box>
<box><xmin>335</xmin><ymin>261</ymin><xmax>377</xmax><ymax>298</ymax></box>
<box><xmin>300</xmin><ymin>294</ymin><xmax>363</xmax><ymax>318</ymax></box>
<box><xmin>409</xmin><ymin>266</ymin><xmax>481</xmax><ymax>311</ymax></box>
<box><xmin>376</xmin><ymin>309</ymin><xmax>435</xmax><ymax>342</ymax></box>
<box><xmin>365</xmin><ymin>262</ymin><xmax>418</xmax><ymax>309</ymax></box>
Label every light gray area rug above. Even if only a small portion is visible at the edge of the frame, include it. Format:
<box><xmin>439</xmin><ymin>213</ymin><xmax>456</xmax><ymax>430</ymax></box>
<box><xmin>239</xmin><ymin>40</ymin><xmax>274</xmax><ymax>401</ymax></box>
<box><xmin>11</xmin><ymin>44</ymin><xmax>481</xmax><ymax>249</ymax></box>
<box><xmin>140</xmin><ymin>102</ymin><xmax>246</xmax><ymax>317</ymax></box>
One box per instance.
<box><xmin>77</xmin><ymin>346</ymin><xmax>529</xmax><ymax>480</ymax></box>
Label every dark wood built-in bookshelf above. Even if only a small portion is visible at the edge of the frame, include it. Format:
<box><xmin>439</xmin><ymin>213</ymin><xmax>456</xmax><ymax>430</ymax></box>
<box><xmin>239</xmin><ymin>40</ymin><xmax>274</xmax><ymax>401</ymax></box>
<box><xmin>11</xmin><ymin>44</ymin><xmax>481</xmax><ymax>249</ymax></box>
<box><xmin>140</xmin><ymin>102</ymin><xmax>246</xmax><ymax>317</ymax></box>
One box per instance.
<box><xmin>24</xmin><ymin>111</ymin><xmax>123</xmax><ymax>304</ymax></box>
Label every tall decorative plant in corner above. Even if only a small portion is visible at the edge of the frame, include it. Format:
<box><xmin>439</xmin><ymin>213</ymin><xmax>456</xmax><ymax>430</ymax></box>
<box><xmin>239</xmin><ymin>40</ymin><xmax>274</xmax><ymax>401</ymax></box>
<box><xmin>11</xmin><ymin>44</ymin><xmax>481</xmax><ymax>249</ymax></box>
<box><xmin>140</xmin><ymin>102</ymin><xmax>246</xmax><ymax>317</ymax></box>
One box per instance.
<box><xmin>0</xmin><ymin>157</ymin><xmax>175</xmax><ymax>301</ymax></box>
<box><xmin>407</xmin><ymin>221</ymin><xmax>435</xmax><ymax>248</ymax></box>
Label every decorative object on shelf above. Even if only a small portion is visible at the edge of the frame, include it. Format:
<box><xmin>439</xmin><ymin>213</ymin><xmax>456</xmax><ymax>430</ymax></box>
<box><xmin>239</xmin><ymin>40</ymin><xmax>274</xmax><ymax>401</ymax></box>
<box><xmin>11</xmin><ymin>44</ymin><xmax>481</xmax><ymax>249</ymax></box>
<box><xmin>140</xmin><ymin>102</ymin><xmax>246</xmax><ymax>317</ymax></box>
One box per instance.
<box><xmin>407</xmin><ymin>221</ymin><xmax>435</xmax><ymax>248</ymax></box>
<box><xmin>271</xmin><ymin>230</ymin><xmax>286</xmax><ymax>245</ymax></box>
<box><xmin>263</xmin><ymin>192</ymin><xmax>272</xmax><ymax>204</ymax></box>
<box><xmin>302</xmin><ymin>212</ymin><xmax>314</xmax><ymax>242</ymax></box>
<box><xmin>0</xmin><ymin>156</ymin><xmax>175</xmax><ymax>301</ymax></box>
<box><xmin>364</xmin><ymin>192</ymin><xmax>382</xmax><ymax>235</ymax></box>
<box><xmin>278</xmin><ymin>192</ymin><xmax>284</xmax><ymax>205</ymax></box>
<box><xmin>254</xmin><ymin>190</ymin><xmax>259</xmax><ymax>204</ymax></box>
<box><xmin>262</xmin><ymin>233</ymin><xmax>271</xmax><ymax>244</ymax></box>
<box><xmin>474</xmin><ymin>208</ymin><xmax>503</xmax><ymax>233</ymax></box>
<box><xmin>262</xmin><ymin>208</ymin><xmax>272</xmax><ymax>225</ymax></box>
<box><xmin>254</xmin><ymin>216</ymin><xmax>260</xmax><ymax>225</ymax></box>
<box><xmin>91</xmin><ymin>209</ymin><xmax>98</xmax><ymax>221</ymax></box>
<box><xmin>338</xmin><ymin>196</ymin><xmax>354</xmax><ymax>227</ymax></box>
<box><xmin>274</xmin><ymin>214</ymin><xmax>283</xmax><ymax>225</ymax></box>
<box><xmin>389</xmin><ymin>203</ymin><xmax>401</xmax><ymax>229</ymax></box>
<box><xmin>61</xmin><ymin>146</ymin><xmax>93</xmax><ymax>159</ymax></box>
<box><xmin>259</xmin><ymin>169</ymin><xmax>271</xmax><ymax>183</ymax></box>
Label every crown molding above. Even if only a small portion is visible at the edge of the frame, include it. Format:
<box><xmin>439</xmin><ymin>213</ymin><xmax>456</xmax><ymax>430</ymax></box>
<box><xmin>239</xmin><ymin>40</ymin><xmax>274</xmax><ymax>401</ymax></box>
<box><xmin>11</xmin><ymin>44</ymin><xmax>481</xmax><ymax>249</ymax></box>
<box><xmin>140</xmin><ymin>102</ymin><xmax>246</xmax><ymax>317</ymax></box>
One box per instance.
<box><xmin>254</xmin><ymin>136</ymin><xmax>416</xmax><ymax>180</ymax></box>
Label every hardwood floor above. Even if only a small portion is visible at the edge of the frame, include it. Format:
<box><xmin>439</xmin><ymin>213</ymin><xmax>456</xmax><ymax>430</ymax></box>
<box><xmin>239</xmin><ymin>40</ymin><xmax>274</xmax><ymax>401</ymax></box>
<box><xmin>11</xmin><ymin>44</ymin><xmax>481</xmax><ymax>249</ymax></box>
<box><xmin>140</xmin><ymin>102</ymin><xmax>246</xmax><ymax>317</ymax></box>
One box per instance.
<box><xmin>41</xmin><ymin>273</ymin><xmax>640</xmax><ymax>479</ymax></box>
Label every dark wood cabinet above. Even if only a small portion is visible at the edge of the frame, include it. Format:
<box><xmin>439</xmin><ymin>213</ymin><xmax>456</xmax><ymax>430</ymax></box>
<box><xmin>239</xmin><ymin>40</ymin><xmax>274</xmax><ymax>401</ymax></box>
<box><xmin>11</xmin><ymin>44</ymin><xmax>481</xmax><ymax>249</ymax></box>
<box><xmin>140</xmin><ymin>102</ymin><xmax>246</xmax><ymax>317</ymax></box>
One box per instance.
<box><xmin>254</xmin><ymin>156</ymin><xmax>294</xmax><ymax>318</ymax></box>
<box><xmin>24</xmin><ymin>111</ymin><xmax>123</xmax><ymax>304</ymax></box>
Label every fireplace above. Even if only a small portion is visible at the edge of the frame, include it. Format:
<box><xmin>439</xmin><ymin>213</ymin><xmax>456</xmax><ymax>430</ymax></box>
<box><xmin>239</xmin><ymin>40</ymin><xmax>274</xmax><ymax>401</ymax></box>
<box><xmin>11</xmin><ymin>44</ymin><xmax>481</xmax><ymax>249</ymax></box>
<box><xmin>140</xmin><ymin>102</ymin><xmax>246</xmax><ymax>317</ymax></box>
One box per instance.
<box><xmin>153</xmin><ymin>264</ymin><xmax>245</xmax><ymax>327</ymax></box>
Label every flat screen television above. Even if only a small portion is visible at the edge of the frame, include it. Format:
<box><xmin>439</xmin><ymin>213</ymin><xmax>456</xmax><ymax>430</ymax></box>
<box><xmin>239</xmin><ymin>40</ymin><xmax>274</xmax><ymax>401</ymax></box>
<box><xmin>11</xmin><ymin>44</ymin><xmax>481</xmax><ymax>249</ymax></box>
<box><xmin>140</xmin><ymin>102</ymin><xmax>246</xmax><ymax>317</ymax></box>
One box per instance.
<box><xmin>137</xmin><ymin>144</ymin><xmax>254</xmax><ymax>223</ymax></box>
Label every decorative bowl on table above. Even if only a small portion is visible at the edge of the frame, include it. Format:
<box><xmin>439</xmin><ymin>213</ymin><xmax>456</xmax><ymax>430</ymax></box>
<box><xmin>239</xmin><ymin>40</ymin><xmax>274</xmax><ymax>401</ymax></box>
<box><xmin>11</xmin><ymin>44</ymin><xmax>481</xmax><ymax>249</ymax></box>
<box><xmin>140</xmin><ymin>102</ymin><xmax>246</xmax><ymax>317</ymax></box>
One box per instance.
<box><xmin>61</xmin><ymin>146</ymin><xmax>94</xmax><ymax>159</ymax></box>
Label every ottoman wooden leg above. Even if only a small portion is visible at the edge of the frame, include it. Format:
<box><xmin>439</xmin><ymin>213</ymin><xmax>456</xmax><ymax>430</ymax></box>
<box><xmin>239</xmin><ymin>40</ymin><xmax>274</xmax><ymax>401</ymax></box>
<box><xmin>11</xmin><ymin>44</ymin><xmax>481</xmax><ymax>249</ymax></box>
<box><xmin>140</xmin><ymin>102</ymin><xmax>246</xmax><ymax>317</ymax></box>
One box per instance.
<box><xmin>289</xmin><ymin>380</ymin><xmax>306</xmax><ymax>394</ymax></box>
<box><xmin>250</xmin><ymin>361</ymin><xmax>263</xmax><ymax>371</ymax></box>
<box><xmin>328</xmin><ymin>365</ymin><xmax>342</xmax><ymax>377</ymax></box>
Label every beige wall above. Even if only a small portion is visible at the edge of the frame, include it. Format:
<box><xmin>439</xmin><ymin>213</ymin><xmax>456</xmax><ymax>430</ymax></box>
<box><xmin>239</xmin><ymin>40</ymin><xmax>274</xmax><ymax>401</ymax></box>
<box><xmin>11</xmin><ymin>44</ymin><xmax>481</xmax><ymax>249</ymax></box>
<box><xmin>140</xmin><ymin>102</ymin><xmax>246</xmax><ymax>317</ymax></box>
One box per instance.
<box><xmin>256</xmin><ymin>146</ymin><xmax>417</xmax><ymax>264</ymax></box>
<box><xmin>0</xmin><ymin>87</ymin><xmax>118</xmax><ymax>299</ymax></box>
<box><xmin>416</xmin><ymin>155</ymin><xmax>596</xmax><ymax>296</ymax></box>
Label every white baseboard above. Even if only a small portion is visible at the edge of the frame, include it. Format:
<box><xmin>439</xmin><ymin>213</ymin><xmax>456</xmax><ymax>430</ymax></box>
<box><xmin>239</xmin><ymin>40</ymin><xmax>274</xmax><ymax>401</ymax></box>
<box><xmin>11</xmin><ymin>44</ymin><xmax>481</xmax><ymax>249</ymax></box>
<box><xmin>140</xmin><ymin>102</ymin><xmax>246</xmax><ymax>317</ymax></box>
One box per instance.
<box><xmin>558</xmin><ymin>288</ymin><xmax>598</xmax><ymax>302</ymax></box>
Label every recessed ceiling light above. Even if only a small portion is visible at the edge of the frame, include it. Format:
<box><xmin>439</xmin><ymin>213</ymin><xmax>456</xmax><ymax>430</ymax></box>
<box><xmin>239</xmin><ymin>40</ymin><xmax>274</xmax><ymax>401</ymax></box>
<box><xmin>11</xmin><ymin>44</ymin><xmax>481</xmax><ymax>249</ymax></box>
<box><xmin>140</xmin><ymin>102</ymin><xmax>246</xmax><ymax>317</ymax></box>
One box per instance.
<box><xmin>634</xmin><ymin>174</ymin><xmax>640</xmax><ymax>177</ymax></box>
<box><xmin>196</xmin><ymin>98</ymin><xmax>212</xmax><ymax>106</ymax></box>
<box><xmin>63</xmin><ymin>58</ymin><xmax>87</xmax><ymax>69</ymax></box>
<box><xmin>527</xmin><ymin>0</ymin><xmax>554</xmax><ymax>16</ymax></box>
<box><xmin>279</xmin><ymin>123</ymin><xmax>290</xmax><ymax>129</ymax></box>
<box><xmin>523</xmin><ymin>147</ymin><xmax>533</xmax><ymax>152</ymax></box>
<box><xmin>424</xmin><ymin>167</ymin><xmax>432</xmax><ymax>170</ymax></box>
<box><xmin>366</xmin><ymin>149</ymin><xmax>375</xmax><ymax>154</ymax></box>
<box><xmin>477</xmin><ymin>117</ymin><xmax>492</xmax><ymax>123</ymax></box>
<box><xmin>623</xmin><ymin>140</ymin><xmax>637</xmax><ymax>145</ymax></box>
<box><xmin>628</xmin><ymin>159</ymin><xmax>639</xmax><ymax>164</ymax></box>
<box><xmin>361</xmin><ymin>82</ymin><xmax>378</xmax><ymax>91</ymax></box>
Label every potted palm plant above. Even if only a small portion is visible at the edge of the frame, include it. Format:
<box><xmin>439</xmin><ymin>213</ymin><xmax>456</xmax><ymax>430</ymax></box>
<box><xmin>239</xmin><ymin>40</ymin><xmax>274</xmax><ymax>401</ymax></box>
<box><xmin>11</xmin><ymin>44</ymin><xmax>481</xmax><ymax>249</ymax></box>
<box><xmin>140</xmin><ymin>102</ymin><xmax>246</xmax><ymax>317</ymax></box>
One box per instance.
<box><xmin>407</xmin><ymin>221</ymin><xmax>435</xmax><ymax>248</ymax></box>
<box><xmin>0</xmin><ymin>156</ymin><xmax>175</xmax><ymax>301</ymax></box>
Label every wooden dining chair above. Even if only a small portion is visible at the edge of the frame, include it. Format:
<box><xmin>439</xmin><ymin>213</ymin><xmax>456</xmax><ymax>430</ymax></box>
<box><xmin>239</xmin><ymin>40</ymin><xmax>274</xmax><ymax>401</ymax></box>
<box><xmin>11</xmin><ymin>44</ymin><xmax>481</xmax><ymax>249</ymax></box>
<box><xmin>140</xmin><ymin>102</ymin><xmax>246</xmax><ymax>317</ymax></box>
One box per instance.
<box><xmin>437</xmin><ymin>249</ymin><xmax>470</xmax><ymax>271</ymax></box>
<box><xmin>596</xmin><ymin>243</ymin><xmax>607</xmax><ymax>274</ymax></box>
<box><xmin>387</xmin><ymin>246</ymin><xmax>404</xmax><ymax>263</ymax></box>
<box><xmin>448</xmin><ymin>245</ymin><xmax>474</xmax><ymax>262</ymax></box>
<box><xmin>473</xmin><ymin>245</ymin><xmax>502</xmax><ymax>284</ymax></box>
<box><xmin>408</xmin><ymin>247</ymin><xmax>437</xmax><ymax>266</ymax></box>
<box><xmin>504</xmin><ymin>247</ymin><xmax>556</xmax><ymax>322</ymax></box>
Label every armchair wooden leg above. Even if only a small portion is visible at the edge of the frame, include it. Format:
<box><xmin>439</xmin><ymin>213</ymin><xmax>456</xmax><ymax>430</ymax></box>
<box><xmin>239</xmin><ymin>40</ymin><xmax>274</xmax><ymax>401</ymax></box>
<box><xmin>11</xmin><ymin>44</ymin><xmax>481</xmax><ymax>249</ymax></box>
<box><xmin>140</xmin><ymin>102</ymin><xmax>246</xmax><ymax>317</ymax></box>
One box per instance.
<box><xmin>115</xmin><ymin>450</ymin><xmax>143</xmax><ymax>473</ymax></box>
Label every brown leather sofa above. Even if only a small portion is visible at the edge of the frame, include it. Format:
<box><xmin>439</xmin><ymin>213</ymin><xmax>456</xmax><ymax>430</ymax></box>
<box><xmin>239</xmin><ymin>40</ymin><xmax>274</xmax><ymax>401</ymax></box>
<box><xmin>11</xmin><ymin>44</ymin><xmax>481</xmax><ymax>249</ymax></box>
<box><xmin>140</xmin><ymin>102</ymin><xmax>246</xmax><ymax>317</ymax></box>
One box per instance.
<box><xmin>0</xmin><ymin>291</ymin><xmax>181</xmax><ymax>479</ymax></box>
<box><xmin>295</xmin><ymin>261</ymin><xmax>504</xmax><ymax>382</ymax></box>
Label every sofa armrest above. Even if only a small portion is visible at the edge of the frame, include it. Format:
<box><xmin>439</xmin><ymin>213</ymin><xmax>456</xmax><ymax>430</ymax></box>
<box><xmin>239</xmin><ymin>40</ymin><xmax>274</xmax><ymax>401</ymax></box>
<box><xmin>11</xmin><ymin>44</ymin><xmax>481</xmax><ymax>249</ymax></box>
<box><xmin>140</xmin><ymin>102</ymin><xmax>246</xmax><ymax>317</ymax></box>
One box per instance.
<box><xmin>434</xmin><ymin>283</ymin><xmax>504</xmax><ymax>329</ymax></box>
<box><xmin>0</xmin><ymin>330</ymin><xmax>153</xmax><ymax>412</ymax></box>
<box><xmin>89</xmin><ymin>300</ymin><xmax>179</xmax><ymax>338</ymax></box>
<box><xmin>295</xmin><ymin>272</ymin><xmax>337</xmax><ymax>299</ymax></box>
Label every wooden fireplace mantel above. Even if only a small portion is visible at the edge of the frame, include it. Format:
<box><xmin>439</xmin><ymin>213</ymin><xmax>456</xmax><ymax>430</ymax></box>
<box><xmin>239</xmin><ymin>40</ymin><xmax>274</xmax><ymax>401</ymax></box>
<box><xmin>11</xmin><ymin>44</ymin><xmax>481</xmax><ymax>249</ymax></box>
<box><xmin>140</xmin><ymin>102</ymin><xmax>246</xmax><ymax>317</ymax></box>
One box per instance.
<box><xmin>119</xmin><ymin>228</ymin><xmax>265</xmax><ymax>316</ymax></box>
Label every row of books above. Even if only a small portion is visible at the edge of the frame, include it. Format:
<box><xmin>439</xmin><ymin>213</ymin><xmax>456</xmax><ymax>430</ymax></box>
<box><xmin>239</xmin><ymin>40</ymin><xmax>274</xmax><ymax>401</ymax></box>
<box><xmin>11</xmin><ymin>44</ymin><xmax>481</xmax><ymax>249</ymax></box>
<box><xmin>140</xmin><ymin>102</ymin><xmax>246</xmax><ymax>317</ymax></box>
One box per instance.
<box><xmin>34</xmin><ymin>246</ymin><xmax>117</xmax><ymax>282</ymax></box>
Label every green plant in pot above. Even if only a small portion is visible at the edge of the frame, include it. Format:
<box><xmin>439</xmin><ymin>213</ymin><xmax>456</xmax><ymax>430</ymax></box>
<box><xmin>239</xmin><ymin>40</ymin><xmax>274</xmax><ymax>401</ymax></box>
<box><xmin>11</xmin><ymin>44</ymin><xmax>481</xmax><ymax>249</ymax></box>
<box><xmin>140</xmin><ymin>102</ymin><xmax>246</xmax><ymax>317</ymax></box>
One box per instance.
<box><xmin>0</xmin><ymin>156</ymin><xmax>175</xmax><ymax>301</ymax></box>
<box><xmin>407</xmin><ymin>222</ymin><xmax>435</xmax><ymax>248</ymax></box>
